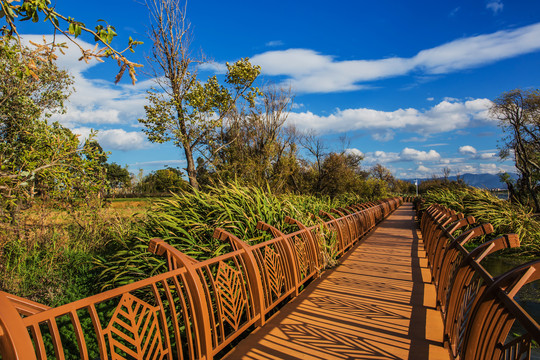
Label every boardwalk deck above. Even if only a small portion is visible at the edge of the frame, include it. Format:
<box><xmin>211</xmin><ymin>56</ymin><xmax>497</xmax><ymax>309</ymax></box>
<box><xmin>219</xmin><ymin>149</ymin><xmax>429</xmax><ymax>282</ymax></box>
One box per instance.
<box><xmin>224</xmin><ymin>203</ymin><xmax>450</xmax><ymax>360</ymax></box>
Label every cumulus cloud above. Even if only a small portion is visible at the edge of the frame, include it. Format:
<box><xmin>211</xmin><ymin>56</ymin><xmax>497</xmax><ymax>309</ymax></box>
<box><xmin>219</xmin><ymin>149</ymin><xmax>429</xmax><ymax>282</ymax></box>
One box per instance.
<box><xmin>400</xmin><ymin>148</ymin><xmax>441</xmax><ymax>161</ymax></box>
<box><xmin>345</xmin><ymin>148</ymin><xmax>364</xmax><ymax>158</ymax></box>
<box><xmin>478</xmin><ymin>152</ymin><xmax>497</xmax><ymax>159</ymax></box>
<box><xmin>351</xmin><ymin>147</ymin><xmax>514</xmax><ymax>178</ymax></box>
<box><xmin>459</xmin><ymin>146</ymin><xmax>498</xmax><ymax>160</ymax></box>
<box><xmin>244</xmin><ymin>22</ymin><xmax>540</xmax><ymax>93</ymax></box>
<box><xmin>49</xmin><ymin>72</ymin><xmax>150</xmax><ymax>128</ymax></box>
<box><xmin>360</xmin><ymin>147</ymin><xmax>441</xmax><ymax>164</ymax></box>
<box><xmin>459</xmin><ymin>145</ymin><xmax>477</xmax><ymax>155</ymax></box>
<box><xmin>286</xmin><ymin>98</ymin><xmax>493</xmax><ymax>138</ymax></box>
<box><xmin>72</xmin><ymin>127</ymin><xmax>150</xmax><ymax>151</ymax></box>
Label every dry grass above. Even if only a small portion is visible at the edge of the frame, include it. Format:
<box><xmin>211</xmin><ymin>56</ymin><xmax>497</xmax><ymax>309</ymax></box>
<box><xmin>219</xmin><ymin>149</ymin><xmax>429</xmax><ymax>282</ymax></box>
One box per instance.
<box><xmin>20</xmin><ymin>198</ymin><xmax>150</xmax><ymax>226</ymax></box>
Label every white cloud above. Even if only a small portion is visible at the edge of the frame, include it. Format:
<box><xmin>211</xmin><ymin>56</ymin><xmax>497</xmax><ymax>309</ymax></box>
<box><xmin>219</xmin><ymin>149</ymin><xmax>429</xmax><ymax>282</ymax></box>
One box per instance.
<box><xmin>479</xmin><ymin>163</ymin><xmax>499</xmax><ymax>173</ymax></box>
<box><xmin>427</xmin><ymin>97</ymin><xmax>434</xmax><ymax>101</ymax></box>
<box><xmin>486</xmin><ymin>0</ymin><xmax>503</xmax><ymax>14</ymax></box>
<box><xmin>50</xmin><ymin>72</ymin><xmax>149</xmax><ymax>128</ymax></box>
<box><xmin>244</xmin><ymin>23</ymin><xmax>540</xmax><ymax>93</ymax></box>
<box><xmin>345</xmin><ymin>148</ymin><xmax>364</xmax><ymax>158</ymax></box>
<box><xmin>199</xmin><ymin>61</ymin><xmax>227</xmax><ymax>73</ymax></box>
<box><xmin>129</xmin><ymin>160</ymin><xmax>186</xmax><ymax>167</ymax></box>
<box><xmin>478</xmin><ymin>152</ymin><xmax>497</xmax><ymax>159</ymax></box>
<box><xmin>400</xmin><ymin>148</ymin><xmax>441</xmax><ymax>161</ymax></box>
<box><xmin>459</xmin><ymin>146</ymin><xmax>499</xmax><ymax>160</ymax></box>
<box><xmin>424</xmin><ymin>143</ymin><xmax>448</xmax><ymax>147</ymax></box>
<box><xmin>362</xmin><ymin>147</ymin><xmax>441</xmax><ymax>164</ymax></box>
<box><xmin>98</xmin><ymin>129</ymin><xmax>149</xmax><ymax>151</ymax></box>
<box><xmin>417</xmin><ymin>165</ymin><xmax>431</xmax><ymax>173</ymax></box>
<box><xmin>73</xmin><ymin>127</ymin><xmax>150</xmax><ymax>151</ymax></box>
<box><xmin>22</xmin><ymin>35</ymin><xmax>151</xmax><ymax>128</ymax></box>
<box><xmin>459</xmin><ymin>145</ymin><xmax>477</xmax><ymax>155</ymax></box>
<box><xmin>286</xmin><ymin>98</ymin><xmax>493</xmax><ymax>137</ymax></box>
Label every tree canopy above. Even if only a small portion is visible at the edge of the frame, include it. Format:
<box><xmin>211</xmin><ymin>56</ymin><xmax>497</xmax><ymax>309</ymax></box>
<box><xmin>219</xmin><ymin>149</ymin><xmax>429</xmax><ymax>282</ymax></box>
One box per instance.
<box><xmin>0</xmin><ymin>0</ymin><xmax>142</xmax><ymax>83</ymax></box>
<box><xmin>0</xmin><ymin>37</ymin><xmax>108</xmax><ymax>222</ymax></box>
<box><xmin>490</xmin><ymin>89</ymin><xmax>540</xmax><ymax>211</ymax></box>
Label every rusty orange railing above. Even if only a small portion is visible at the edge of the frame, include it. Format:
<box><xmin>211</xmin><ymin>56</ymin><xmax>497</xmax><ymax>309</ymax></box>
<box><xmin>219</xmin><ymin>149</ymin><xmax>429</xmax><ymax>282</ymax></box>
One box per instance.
<box><xmin>0</xmin><ymin>197</ymin><xmax>402</xmax><ymax>360</ymax></box>
<box><xmin>420</xmin><ymin>203</ymin><xmax>540</xmax><ymax>360</ymax></box>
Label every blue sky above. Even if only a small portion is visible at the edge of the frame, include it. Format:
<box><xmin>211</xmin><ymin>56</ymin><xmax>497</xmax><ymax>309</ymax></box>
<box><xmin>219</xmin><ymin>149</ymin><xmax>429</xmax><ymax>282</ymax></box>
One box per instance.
<box><xmin>15</xmin><ymin>0</ymin><xmax>540</xmax><ymax>179</ymax></box>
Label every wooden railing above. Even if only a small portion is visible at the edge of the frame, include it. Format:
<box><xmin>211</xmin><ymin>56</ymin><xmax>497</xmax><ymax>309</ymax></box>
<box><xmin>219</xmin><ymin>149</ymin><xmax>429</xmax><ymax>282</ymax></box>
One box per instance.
<box><xmin>0</xmin><ymin>197</ymin><xmax>402</xmax><ymax>360</ymax></box>
<box><xmin>420</xmin><ymin>203</ymin><xmax>540</xmax><ymax>360</ymax></box>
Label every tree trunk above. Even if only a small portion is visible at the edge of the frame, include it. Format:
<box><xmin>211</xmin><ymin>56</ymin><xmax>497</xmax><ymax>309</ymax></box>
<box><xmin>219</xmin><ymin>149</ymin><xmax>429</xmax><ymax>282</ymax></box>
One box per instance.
<box><xmin>183</xmin><ymin>146</ymin><xmax>199</xmax><ymax>191</ymax></box>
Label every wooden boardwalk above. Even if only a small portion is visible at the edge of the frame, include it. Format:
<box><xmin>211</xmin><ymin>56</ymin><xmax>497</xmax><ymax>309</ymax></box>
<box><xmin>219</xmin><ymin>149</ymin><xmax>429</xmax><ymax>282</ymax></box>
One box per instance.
<box><xmin>224</xmin><ymin>203</ymin><xmax>450</xmax><ymax>360</ymax></box>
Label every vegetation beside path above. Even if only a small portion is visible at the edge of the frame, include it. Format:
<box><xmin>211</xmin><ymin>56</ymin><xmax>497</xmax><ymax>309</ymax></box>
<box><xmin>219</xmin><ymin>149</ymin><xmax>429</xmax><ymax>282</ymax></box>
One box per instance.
<box><xmin>421</xmin><ymin>187</ymin><xmax>540</xmax><ymax>256</ymax></box>
<box><xmin>0</xmin><ymin>183</ymin><xmax>380</xmax><ymax>307</ymax></box>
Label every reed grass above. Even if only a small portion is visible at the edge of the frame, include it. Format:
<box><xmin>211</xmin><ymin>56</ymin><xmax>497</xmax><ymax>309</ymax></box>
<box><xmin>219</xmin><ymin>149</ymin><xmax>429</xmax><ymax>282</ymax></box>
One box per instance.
<box><xmin>95</xmin><ymin>182</ymin><xmax>367</xmax><ymax>290</ymax></box>
<box><xmin>422</xmin><ymin>187</ymin><xmax>540</xmax><ymax>255</ymax></box>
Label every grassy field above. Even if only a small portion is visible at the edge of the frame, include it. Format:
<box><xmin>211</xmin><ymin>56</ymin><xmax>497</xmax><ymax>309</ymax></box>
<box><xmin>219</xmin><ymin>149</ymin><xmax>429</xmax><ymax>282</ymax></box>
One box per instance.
<box><xmin>0</xmin><ymin>198</ymin><xmax>149</xmax><ymax>305</ymax></box>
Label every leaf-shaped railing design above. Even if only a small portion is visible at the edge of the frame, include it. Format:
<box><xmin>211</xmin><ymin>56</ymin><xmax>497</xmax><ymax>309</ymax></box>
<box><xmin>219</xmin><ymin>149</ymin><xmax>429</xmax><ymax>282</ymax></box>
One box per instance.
<box><xmin>214</xmin><ymin>261</ymin><xmax>248</xmax><ymax>332</ymax></box>
<box><xmin>103</xmin><ymin>293</ymin><xmax>168</xmax><ymax>360</ymax></box>
<box><xmin>264</xmin><ymin>246</ymin><xmax>284</xmax><ymax>299</ymax></box>
<box><xmin>293</xmin><ymin>237</ymin><xmax>309</xmax><ymax>280</ymax></box>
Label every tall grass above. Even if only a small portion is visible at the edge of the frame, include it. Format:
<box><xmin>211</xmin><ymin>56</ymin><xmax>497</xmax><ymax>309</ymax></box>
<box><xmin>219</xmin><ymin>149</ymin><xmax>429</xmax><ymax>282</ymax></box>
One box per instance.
<box><xmin>1</xmin><ymin>183</ymin><xmax>374</xmax><ymax>305</ymax></box>
<box><xmin>421</xmin><ymin>187</ymin><xmax>540</xmax><ymax>255</ymax></box>
<box><xmin>95</xmin><ymin>183</ymin><xmax>363</xmax><ymax>290</ymax></box>
<box><xmin>0</xmin><ymin>205</ymin><xmax>135</xmax><ymax>306</ymax></box>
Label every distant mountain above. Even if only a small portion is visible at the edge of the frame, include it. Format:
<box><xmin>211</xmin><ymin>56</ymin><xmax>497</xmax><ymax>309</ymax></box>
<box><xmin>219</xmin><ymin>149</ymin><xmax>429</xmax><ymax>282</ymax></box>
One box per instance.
<box><xmin>402</xmin><ymin>173</ymin><xmax>519</xmax><ymax>189</ymax></box>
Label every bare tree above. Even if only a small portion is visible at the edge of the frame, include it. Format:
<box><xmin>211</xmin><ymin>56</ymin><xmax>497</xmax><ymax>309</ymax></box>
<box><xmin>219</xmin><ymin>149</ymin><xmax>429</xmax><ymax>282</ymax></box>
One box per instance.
<box><xmin>139</xmin><ymin>0</ymin><xmax>260</xmax><ymax>190</ymax></box>
<box><xmin>207</xmin><ymin>85</ymin><xmax>297</xmax><ymax>191</ymax></box>
<box><xmin>370</xmin><ymin>163</ymin><xmax>395</xmax><ymax>184</ymax></box>
<box><xmin>299</xmin><ymin>130</ymin><xmax>328</xmax><ymax>193</ymax></box>
<box><xmin>442</xmin><ymin>167</ymin><xmax>451</xmax><ymax>182</ymax></box>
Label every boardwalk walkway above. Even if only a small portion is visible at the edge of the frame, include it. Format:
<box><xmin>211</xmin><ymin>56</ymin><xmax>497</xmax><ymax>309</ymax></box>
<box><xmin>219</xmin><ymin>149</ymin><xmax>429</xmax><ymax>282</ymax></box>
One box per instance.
<box><xmin>225</xmin><ymin>203</ymin><xmax>450</xmax><ymax>360</ymax></box>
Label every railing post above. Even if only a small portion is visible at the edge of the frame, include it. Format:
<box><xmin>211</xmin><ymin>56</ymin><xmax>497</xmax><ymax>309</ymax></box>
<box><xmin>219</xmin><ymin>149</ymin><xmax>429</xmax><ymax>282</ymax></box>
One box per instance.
<box><xmin>0</xmin><ymin>292</ymin><xmax>38</xmax><ymax>360</ymax></box>
<box><xmin>332</xmin><ymin>209</ymin><xmax>355</xmax><ymax>249</ymax></box>
<box><xmin>148</xmin><ymin>239</ymin><xmax>213</xmax><ymax>360</ymax></box>
<box><xmin>444</xmin><ymin>234</ymin><xmax>520</xmax><ymax>351</ymax></box>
